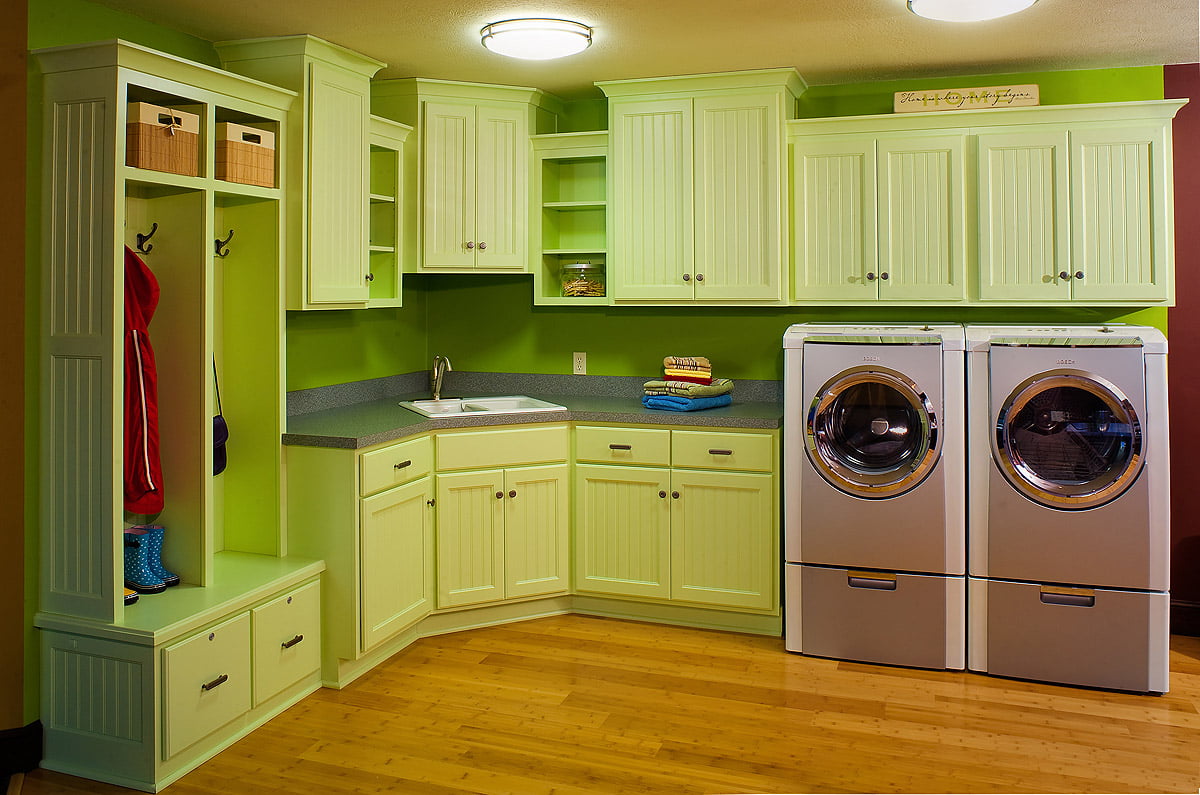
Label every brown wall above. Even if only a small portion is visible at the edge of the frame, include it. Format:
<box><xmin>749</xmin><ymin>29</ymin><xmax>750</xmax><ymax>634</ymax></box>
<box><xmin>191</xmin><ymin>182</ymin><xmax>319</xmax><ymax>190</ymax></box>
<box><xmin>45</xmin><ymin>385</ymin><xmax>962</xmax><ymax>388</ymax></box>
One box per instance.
<box><xmin>1167</xmin><ymin>64</ymin><xmax>1200</xmax><ymax>606</ymax></box>
<box><xmin>0</xmin><ymin>0</ymin><xmax>26</xmax><ymax>729</ymax></box>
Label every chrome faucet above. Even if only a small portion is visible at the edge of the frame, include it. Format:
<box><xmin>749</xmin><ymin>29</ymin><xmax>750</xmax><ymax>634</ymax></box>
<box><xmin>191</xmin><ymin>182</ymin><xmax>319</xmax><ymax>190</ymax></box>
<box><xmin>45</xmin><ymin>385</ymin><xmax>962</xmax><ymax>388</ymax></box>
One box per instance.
<box><xmin>430</xmin><ymin>355</ymin><xmax>453</xmax><ymax>400</ymax></box>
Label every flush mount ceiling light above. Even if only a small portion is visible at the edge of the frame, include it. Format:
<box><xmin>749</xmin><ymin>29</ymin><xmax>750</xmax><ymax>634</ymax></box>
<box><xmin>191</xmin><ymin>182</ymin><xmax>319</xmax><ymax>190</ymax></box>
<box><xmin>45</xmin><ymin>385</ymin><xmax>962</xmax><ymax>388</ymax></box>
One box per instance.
<box><xmin>908</xmin><ymin>0</ymin><xmax>1037</xmax><ymax>22</ymax></box>
<box><xmin>481</xmin><ymin>18</ymin><xmax>593</xmax><ymax>60</ymax></box>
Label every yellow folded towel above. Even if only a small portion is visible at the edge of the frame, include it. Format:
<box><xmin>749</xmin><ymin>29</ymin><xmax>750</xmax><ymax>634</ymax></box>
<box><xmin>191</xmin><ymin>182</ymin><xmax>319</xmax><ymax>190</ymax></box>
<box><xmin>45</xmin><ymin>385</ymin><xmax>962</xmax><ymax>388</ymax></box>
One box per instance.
<box><xmin>663</xmin><ymin>355</ymin><xmax>712</xmax><ymax>370</ymax></box>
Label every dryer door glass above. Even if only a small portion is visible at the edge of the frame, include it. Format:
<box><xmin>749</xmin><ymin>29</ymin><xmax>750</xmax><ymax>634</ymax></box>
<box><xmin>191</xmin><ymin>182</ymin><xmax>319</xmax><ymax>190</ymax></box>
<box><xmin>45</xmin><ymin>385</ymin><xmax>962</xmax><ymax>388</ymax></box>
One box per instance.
<box><xmin>996</xmin><ymin>373</ymin><xmax>1143</xmax><ymax>509</ymax></box>
<box><xmin>806</xmin><ymin>367</ymin><xmax>940</xmax><ymax>498</ymax></box>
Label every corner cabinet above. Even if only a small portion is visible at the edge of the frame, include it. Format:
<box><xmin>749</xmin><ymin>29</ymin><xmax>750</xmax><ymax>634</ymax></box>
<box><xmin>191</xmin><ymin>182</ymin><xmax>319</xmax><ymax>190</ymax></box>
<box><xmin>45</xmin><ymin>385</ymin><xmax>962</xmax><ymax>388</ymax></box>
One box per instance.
<box><xmin>215</xmin><ymin>35</ymin><xmax>385</xmax><ymax>310</ymax></box>
<box><xmin>789</xmin><ymin>100</ymin><xmax>1185</xmax><ymax>306</ymax></box>
<box><xmin>598</xmin><ymin>69</ymin><xmax>806</xmax><ymax>304</ymax></box>
<box><xmin>34</xmin><ymin>40</ymin><xmax>323</xmax><ymax>792</ymax></box>
<box><xmin>371</xmin><ymin>79</ymin><xmax>564</xmax><ymax>272</ymax></box>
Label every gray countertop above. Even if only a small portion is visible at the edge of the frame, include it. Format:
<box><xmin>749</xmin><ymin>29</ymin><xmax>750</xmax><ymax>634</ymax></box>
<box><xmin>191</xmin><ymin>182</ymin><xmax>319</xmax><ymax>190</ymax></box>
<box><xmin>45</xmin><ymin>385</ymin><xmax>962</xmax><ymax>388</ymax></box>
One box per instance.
<box><xmin>284</xmin><ymin>391</ymin><xmax>784</xmax><ymax>450</ymax></box>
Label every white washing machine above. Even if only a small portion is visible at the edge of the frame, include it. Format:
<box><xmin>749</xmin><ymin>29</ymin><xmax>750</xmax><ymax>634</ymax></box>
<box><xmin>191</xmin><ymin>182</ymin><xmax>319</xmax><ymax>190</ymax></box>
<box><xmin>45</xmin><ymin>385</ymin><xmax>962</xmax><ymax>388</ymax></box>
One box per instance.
<box><xmin>966</xmin><ymin>325</ymin><xmax>1170</xmax><ymax>693</ymax></box>
<box><xmin>782</xmin><ymin>324</ymin><xmax>966</xmax><ymax>670</ymax></box>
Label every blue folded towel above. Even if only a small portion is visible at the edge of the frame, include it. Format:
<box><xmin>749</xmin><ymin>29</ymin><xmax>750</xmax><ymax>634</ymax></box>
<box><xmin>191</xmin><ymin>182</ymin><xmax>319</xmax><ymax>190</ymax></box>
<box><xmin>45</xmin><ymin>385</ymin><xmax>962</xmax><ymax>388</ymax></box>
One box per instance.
<box><xmin>641</xmin><ymin>393</ymin><xmax>732</xmax><ymax>412</ymax></box>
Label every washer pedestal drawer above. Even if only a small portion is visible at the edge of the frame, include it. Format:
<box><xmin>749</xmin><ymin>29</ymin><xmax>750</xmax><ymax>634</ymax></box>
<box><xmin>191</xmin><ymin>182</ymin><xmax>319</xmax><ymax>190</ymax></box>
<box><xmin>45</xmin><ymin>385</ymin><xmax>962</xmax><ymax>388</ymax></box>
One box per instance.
<box><xmin>786</xmin><ymin>564</ymin><xmax>965</xmax><ymax>670</ymax></box>
<box><xmin>967</xmin><ymin>577</ymin><xmax>1168</xmax><ymax>693</ymax></box>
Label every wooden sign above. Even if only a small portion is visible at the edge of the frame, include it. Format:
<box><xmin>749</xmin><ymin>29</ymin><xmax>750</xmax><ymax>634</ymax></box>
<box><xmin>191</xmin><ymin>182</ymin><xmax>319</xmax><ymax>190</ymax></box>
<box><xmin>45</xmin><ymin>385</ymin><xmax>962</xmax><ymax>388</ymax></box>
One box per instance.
<box><xmin>894</xmin><ymin>84</ymin><xmax>1040</xmax><ymax>113</ymax></box>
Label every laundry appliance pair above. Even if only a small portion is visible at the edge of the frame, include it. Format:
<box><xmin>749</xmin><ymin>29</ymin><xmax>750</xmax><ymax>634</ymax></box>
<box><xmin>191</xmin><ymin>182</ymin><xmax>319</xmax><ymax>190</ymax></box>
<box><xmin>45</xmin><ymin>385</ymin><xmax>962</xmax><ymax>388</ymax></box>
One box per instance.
<box><xmin>782</xmin><ymin>323</ymin><xmax>1169</xmax><ymax>693</ymax></box>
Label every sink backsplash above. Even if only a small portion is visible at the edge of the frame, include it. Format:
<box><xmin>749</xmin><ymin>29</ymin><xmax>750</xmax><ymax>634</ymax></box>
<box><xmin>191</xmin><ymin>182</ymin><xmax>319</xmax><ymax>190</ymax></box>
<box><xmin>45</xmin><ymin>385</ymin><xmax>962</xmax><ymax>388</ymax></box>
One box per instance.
<box><xmin>288</xmin><ymin>371</ymin><xmax>782</xmax><ymax>416</ymax></box>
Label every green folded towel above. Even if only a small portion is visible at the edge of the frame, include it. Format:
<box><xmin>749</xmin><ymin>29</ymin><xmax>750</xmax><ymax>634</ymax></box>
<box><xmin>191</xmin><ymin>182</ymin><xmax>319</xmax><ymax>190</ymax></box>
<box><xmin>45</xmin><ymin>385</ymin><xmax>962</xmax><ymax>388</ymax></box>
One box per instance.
<box><xmin>643</xmin><ymin>378</ymin><xmax>734</xmax><ymax>398</ymax></box>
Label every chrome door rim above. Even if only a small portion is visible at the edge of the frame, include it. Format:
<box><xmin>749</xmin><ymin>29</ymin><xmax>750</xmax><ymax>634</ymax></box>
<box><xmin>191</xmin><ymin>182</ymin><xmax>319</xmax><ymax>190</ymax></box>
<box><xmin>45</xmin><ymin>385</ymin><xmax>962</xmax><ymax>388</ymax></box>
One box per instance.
<box><xmin>805</xmin><ymin>366</ymin><xmax>940</xmax><ymax>499</ymax></box>
<box><xmin>994</xmin><ymin>370</ymin><xmax>1144</xmax><ymax>509</ymax></box>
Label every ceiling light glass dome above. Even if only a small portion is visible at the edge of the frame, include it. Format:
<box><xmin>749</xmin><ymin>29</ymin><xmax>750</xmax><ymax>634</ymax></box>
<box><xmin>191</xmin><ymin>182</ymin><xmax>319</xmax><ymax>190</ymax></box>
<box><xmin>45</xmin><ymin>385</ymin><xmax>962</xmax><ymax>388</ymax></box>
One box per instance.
<box><xmin>908</xmin><ymin>0</ymin><xmax>1038</xmax><ymax>22</ymax></box>
<box><xmin>481</xmin><ymin>18</ymin><xmax>593</xmax><ymax>60</ymax></box>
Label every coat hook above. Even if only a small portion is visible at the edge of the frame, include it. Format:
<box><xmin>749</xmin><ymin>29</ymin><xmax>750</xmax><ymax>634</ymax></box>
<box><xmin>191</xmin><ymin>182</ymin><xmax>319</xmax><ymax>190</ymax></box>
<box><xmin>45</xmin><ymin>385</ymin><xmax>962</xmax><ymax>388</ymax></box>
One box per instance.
<box><xmin>135</xmin><ymin>222</ymin><xmax>158</xmax><ymax>254</ymax></box>
<box><xmin>215</xmin><ymin>229</ymin><xmax>234</xmax><ymax>258</ymax></box>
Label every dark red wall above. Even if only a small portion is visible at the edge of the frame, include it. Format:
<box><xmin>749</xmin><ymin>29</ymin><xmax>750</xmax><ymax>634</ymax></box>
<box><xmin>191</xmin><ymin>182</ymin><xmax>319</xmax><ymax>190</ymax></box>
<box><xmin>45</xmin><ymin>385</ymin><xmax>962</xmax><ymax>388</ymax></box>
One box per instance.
<box><xmin>1166</xmin><ymin>64</ymin><xmax>1200</xmax><ymax>607</ymax></box>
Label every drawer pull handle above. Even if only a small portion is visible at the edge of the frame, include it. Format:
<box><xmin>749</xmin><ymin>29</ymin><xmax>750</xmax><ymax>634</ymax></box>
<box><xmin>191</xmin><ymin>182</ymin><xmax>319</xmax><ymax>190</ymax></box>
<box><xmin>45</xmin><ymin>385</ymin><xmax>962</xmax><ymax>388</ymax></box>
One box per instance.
<box><xmin>281</xmin><ymin>634</ymin><xmax>304</xmax><ymax>650</ymax></box>
<box><xmin>609</xmin><ymin>444</ymin><xmax>632</xmax><ymax>450</ymax></box>
<box><xmin>200</xmin><ymin>674</ymin><xmax>229</xmax><ymax>692</ymax></box>
<box><xmin>848</xmin><ymin>576</ymin><xmax>897</xmax><ymax>591</ymax></box>
<box><xmin>708</xmin><ymin>449</ymin><xmax>733</xmax><ymax>456</ymax></box>
<box><xmin>1040</xmin><ymin>592</ymin><xmax>1095</xmax><ymax>608</ymax></box>
<box><xmin>393</xmin><ymin>460</ymin><xmax>412</xmax><ymax>470</ymax></box>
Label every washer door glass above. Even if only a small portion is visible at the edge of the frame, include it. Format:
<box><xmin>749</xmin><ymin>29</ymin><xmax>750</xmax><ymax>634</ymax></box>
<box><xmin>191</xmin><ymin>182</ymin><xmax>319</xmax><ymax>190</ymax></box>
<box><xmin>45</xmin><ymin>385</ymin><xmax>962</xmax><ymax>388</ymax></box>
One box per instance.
<box><xmin>806</xmin><ymin>367</ymin><xmax>940</xmax><ymax>499</ymax></box>
<box><xmin>995</xmin><ymin>372</ymin><xmax>1143</xmax><ymax>509</ymax></box>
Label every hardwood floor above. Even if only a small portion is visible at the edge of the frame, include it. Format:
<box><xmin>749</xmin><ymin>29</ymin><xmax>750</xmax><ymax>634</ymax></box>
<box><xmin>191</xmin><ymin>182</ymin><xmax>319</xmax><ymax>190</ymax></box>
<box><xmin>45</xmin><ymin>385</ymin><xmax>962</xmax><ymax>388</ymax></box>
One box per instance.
<box><xmin>20</xmin><ymin>615</ymin><xmax>1200</xmax><ymax>794</ymax></box>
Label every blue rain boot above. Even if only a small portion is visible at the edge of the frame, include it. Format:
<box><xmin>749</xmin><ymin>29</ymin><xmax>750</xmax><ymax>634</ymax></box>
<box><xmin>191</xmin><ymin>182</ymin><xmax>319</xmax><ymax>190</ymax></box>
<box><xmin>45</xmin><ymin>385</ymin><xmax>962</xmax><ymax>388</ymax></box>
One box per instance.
<box><xmin>138</xmin><ymin>525</ymin><xmax>180</xmax><ymax>587</ymax></box>
<box><xmin>123</xmin><ymin>528</ymin><xmax>166</xmax><ymax>594</ymax></box>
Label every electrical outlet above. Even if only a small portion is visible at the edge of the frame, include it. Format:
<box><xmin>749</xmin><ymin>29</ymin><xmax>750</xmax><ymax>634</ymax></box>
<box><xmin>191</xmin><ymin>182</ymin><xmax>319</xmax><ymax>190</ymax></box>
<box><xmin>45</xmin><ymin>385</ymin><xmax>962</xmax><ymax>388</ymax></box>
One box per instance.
<box><xmin>573</xmin><ymin>351</ymin><xmax>587</xmax><ymax>375</ymax></box>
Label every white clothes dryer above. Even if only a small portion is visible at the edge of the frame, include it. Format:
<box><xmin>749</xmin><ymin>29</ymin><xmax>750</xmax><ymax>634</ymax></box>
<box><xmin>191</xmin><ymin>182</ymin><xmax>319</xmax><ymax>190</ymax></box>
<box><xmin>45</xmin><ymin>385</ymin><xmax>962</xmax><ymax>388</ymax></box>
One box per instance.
<box><xmin>966</xmin><ymin>325</ymin><xmax>1170</xmax><ymax>693</ymax></box>
<box><xmin>783</xmin><ymin>324</ymin><xmax>966</xmax><ymax>670</ymax></box>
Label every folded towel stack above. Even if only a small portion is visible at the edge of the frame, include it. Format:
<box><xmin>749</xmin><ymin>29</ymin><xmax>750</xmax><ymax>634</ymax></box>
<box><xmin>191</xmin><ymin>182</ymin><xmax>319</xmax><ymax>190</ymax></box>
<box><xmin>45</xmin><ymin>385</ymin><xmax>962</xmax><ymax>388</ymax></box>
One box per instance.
<box><xmin>642</xmin><ymin>356</ymin><xmax>734</xmax><ymax>412</ymax></box>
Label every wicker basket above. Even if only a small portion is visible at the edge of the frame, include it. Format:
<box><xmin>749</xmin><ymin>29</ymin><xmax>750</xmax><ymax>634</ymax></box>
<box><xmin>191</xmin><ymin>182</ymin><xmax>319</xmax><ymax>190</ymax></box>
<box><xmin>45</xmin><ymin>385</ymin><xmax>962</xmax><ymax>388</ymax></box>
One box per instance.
<box><xmin>215</xmin><ymin>122</ymin><xmax>276</xmax><ymax>188</ymax></box>
<box><xmin>126</xmin><ymin>102</ymin><xmax>200</xmax><ymax>176</ymax></box>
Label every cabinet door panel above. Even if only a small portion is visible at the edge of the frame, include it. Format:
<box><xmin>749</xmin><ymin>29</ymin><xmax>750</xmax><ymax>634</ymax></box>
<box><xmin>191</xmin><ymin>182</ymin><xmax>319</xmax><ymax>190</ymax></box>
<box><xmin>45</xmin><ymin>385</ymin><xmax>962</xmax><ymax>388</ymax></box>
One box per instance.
<box><xmin>307</xmin><ymin>61</ymin><xmax>369</xmax><ymax>303</ymax></box>
<box><xmin>423</xmin><ymin>101</ymin><xmax>477</xmax><ymax>269</ymax></box>
<box><xmin>791</xmin><ymin>137</ymin><xmax>878</xmax><ymax>301</ymax></box>
<box><xmin>361</xmin><ymin>477</ymin><xmax>434</xmax><ymax>649</ymax></box>
<box><xmin>436</xmin><ymin>470</ymin><xmax>505</xmax><ymax>608</ymax></box>
<box><xmin>611</xmin><ymin>99</ymin><xmax>694</xmax><ymax>300</ymax></box>
<box><xmin>694</xmin><ymin>93</ymin><xmax>782</xmax><ymax>300</ymax></box>
<box><xmin>877</xmin><ymin>133</ymin><xmax>967</xmax><ymax>302</ymax></box>
<box><xmin>977</xmin><ymin>130</ymin><xmax>1071</xmax><ymax>302</ymax></box>
<box><xmin>671</xmin><ymin>470</ymin><xmax>775</xmax><ymax>611</ymax></box>
<box><xmin>1070</xmin><ymin>124</ymin><xmax>1172</xmax><ymax>302</ymax></box>
<box><xmin>575</xmin><ymin>464</ymin><xmax>671</xmax><ymax>599</ymax></box>
<box><xmin>163</xmin><ymin>613</ymin><xmax>251</xmax><ymax>759</ymax></box>
<box><xmin>475</xmin><ymin>103</ymin><xmax>527</xmax><ymax>270</ymax></box>
<box><xmin>504</xmin><ymin>464</ymin><xmax>569</xmax><ymax>599</ymax></box>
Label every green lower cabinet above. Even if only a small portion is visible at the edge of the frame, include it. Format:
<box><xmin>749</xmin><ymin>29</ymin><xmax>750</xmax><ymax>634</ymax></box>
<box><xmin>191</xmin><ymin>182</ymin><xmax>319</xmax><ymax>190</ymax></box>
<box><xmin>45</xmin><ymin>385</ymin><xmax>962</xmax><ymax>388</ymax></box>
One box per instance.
<box><xmin>436</xmin><ymin>463</ymin><xmax>569</xmax><ymax>609</ymax></box>
<box><xmin>575</xmin><ymin>464</ymin><xmax>672</xmax><ymax>599</ymax></box>
<box><xmin>360</xmin><ymin>477</ymin><xmax>435</xmax><ymax>650</ymax></box>
<box><xmin>163</xmin><ymin>613</ymin><xmax>252</xmax><ymax>760</ymax></box>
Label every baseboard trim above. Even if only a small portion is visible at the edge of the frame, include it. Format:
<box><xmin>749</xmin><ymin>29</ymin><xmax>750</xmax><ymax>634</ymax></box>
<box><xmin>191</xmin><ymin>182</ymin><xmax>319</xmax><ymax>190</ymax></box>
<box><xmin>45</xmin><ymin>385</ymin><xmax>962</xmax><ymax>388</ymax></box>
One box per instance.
<box><xmin>0</xmin><ymin>722</ymin><xmax>40</xmax><ymax>777</ymax></box>
<box><xmin>1171</xmin><ymin>599</ymin><xmax>1200</xmax><ymax>637</ymax></box>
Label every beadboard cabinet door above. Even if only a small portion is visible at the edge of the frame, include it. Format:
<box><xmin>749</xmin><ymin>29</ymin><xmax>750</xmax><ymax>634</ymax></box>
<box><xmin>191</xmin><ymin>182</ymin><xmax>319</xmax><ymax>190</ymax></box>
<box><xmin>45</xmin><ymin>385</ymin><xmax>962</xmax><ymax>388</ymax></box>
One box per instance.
<box><xmin>692</xmin><ymin>92</ymin><xmax>785</xmax><ymax>301</ymax></box>
<box><xmin>670</xmin><ymin>469</ymin><xmax>775</xmax><ymax>611</ymax></box>
<box><xmin>503</xmin><ymin>464</ymin><xmax>570</xmax><ymax>599</ymax></box>
<box><xmin>574</xmin><ymin>464</ymin><xmax>672</xmax><ymax>600</ymax></box>
<box><xmin>976</xmin><ymin>129</ymin><xmax>1071</xmax><ymax>302</ymax></box>
<box><xmin>360</xmin><ymin>476</ymin><xmax>435</xmax><ymax>651</ymax></box>
<box><xmin>610</xmin><ymin>99</ymin><xmax>695</xmax><ymax>301</ymax></box>
<box><xmin>791</xmin><ymin>136</ymin><xmax>879</xmax><ymax>301</ymax></box>
<box><xmin>474</xmin><ymin>103</ymin><xmax>528</xmax><ymax>270</ymax></box>
<box><xmin>423</xmin><ymin>100</ymin><xmax>477</xmax><ymax>269</ymax></box>
<box><xmin>1070</xmin><ymin>123</ymin><xmax>1173</xmax><ymax>302</ymax></box>
<box><xmin>436</xmin><ymin>469</ymin><xmax>506</xmax><ymax>608</ymax></box>
<box><xmin>875</xmin><ymin>132</ymin><xmax>968</xmax><ymax>302</ymax></box>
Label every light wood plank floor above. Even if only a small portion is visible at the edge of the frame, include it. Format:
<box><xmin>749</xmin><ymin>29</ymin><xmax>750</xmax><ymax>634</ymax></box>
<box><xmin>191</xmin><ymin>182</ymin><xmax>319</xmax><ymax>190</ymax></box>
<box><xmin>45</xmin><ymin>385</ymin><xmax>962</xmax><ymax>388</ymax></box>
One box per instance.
<box><xmin>21</xmin><ymin>615</ymin><xmax>1200</xmax><ymax>794</ymax></box>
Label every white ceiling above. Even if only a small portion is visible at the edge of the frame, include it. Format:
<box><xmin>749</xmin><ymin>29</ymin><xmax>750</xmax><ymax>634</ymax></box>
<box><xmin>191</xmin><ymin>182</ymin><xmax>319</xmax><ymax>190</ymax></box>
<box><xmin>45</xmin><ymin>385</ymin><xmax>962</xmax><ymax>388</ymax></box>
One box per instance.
<box><xmin>90</xmin><ymin>0</ymin><xmax>1199</xmax><ymax>99</ymax></box>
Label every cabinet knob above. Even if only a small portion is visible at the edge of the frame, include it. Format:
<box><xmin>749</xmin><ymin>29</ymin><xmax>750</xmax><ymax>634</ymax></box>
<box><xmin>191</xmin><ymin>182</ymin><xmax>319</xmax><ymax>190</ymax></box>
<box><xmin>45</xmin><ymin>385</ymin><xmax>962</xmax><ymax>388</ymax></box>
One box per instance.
<box><xmin>1059</xmin><ymin>271</ymin><xmax>1072</xmax><ymax>280</ymax></box>
<box><xmin>426</xmin><ymin>498</ymin><xmax>436</xmax><ymax>507</ymax></box>
<box><xmin>508</xmin><ymin>489</ymin><xmax>517</xmax><ymax>498</ymax></box>
<box><xmin>365</xmin><ymin>273</ymin><xmax>374</xmax><ymax>282</ymax></box>
<box><xmin>671</xmin><ymin>491</ymin><xmax>680</xmax><ymax>499</ymax></box>
<box><xmin>659</xmin><ymin>490</ymin><xmax>667</xmax><ymax>498</ymax></box>
<box><xmin>682</xmin><ymin>273</ymin><xmax>691</xmax><ymax>282</ymax></box>
<box><xmin>495</xmin><ymin>491</ymin><xmax>504</xmax><ymax>499</ymax></box>
<box><xmin>1074</xmin><ymin>271</ymin><xmax>1085</xmax><ymax>280</ymax></box>
<box><xmin>466</xmin><ymin>241</ymin><xmax>475</xmax><ymax>249</ymax></box>
<box><xmin>879</xmin><ymin>272</ymin><xmax>889</xmax><ymax>281</ymax></box>
<box><xmin>866</xmin><ymin>272</ymin><xmax>876</xmax><ymax>281</ymax></box>
<box><xmin>478</xmin><ymin>241</ymin><xmax>487</xmax><ymax>251</ymax></box>
<box><xmin>695</xmin><ymin>273</ymin><xmax>704</xmax><ymax>282</ymax></box>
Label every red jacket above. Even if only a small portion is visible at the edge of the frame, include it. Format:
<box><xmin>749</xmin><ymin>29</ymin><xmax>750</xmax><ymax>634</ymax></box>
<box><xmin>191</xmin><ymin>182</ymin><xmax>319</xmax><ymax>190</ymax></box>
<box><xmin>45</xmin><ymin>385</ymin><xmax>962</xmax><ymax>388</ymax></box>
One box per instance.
<box><xmin>123</xmin><ymin>246</ymin><xmax>164</xmax><ymax>514</ymax></box>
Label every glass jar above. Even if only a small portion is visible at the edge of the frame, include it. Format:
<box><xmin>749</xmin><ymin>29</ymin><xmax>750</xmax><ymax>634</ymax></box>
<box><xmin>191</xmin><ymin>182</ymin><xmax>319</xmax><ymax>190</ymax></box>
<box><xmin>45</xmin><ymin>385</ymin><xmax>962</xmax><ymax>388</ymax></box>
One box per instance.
<box><xmin>560</xmin><ymin>262</ymin><xmax>606</xmax><ymax>298</ymax></box>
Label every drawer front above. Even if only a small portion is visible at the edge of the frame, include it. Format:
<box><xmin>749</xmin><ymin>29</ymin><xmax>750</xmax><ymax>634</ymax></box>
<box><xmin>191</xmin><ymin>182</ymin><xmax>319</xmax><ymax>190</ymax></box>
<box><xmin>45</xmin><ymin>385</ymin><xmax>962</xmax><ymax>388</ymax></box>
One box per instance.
<box><xmin>671</xmin><ymin>430</ymin><xmax>774</xmax><ymax>472</ymax></box>
<box><xmin>436</xmin><ymin>425</ymin><xmax>568</xmax><ymax>471</ymax></box>
<box><xmin>575</xmin><ymin>426</ymin><xmax>670</xmax><ymax>466</ymax></box>
<box><xmin>252</xmin><ymin>580</ymin><xmax>322</xmax><ymax>706</ymax></box>
<box><xmin>360</xmin><ymin>435</ymin><xmax>434</xmax><ymax>497</ymax></box>
<box><xmin>163</xmin><ymin>612</ymin><xmax>251</xmax><ymax>759</ymax></box>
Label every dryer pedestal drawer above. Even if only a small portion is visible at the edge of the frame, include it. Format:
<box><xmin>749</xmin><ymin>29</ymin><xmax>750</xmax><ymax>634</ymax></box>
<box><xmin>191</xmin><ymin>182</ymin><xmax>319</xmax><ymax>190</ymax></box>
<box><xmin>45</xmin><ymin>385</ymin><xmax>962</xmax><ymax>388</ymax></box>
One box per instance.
<box><xmin>967</xmin><ymin>577</ymin><xmax>1168</xmax><ymax>693</ymax></box>
<box><xmin>786</xmin><ymin>564</ymin><xmax>965</xmax><ymax>670</ymax></box>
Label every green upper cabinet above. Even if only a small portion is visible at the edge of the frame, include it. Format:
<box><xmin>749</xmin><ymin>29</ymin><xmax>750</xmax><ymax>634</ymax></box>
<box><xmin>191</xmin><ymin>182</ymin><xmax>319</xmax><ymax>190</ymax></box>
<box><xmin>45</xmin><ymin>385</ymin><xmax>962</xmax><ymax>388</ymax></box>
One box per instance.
<box><xmin>366</xmin><ymin>115</ymin><xmax>412</xmax><ymax>307</ymax></box>
<box><xmin>371</xmin><ymin>79</ymin><xmax>564</xmax><ymax>273</ymax></box>
<box><xmin>599</xmin><ymin>70</ymin><xmax>806</xmax><ymax>304</ymax></box>
<box><xmin>790</xmin><ymin>99</ymin><xmax>1184</xmax><ymax>306</ymax></box>
<box><xmin>215</xmin><ymin>35</ymin><xmax>384</xmax><ymax>310</ymax></box>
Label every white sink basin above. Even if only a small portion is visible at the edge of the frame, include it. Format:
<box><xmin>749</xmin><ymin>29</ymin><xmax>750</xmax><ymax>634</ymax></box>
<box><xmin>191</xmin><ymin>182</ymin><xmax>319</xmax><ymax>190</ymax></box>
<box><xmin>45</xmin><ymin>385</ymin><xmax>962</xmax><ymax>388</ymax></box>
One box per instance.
<box><xmin>399</xmin><ymin>395</ymin><xmax>567</xmax><ymax>418</ymax></box>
